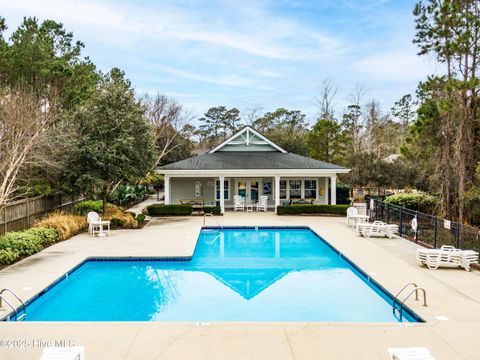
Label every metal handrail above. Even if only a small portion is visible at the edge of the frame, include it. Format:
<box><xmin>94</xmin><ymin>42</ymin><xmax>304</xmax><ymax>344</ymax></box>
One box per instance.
<box><xmin>392</xmin><ymin>282</ymin><xmax>418</xmax><ymax>311</ymax></box>
<box><xmin>203</xmin><ymin>213</ymin><xmax>224</xmax><ymax>230</ymax></box>
<box><xmin>0</xmin><ymin>294</ymin><xmax>18</xmax><ymax>320</ymax></box>
<box><xmin>0</xmin><ymin>288</ymin><xmax>26</xmax><ymax>321</ymax></box>
<box><xmin>396</xmin><ymin>287</ymin><xmax>427</xmax><ymax>321</ymax></box>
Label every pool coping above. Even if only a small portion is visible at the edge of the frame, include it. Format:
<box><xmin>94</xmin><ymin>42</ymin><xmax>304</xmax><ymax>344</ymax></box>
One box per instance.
<box><xmin>3</xmin><ymin>225</ymin><xmax>423</xmax><ymax>323</ymax></box>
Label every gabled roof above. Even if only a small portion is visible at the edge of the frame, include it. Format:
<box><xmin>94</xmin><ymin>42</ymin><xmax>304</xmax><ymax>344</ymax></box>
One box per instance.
<box><xmin>159</xmin><ymin>152</ymin><xmax>347</xmax><ymax>170</ymax></box>
<box><xmin>209</xmin><ymin>126</ymin><xmax>287</xmax><ymax>153</ymax></box>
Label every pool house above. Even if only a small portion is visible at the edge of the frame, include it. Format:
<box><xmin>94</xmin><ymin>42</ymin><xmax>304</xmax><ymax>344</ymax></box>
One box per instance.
<box><xmin>158</xmin><ymin>126</ymin><xmax>350</xmax><ymax>213</ymax></box>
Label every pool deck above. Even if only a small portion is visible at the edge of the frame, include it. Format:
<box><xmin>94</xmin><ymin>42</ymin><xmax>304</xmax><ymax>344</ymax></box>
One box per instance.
<box><xmin>1</xmin><ymin>212</ymin><xmax>480</xmax><ymax>359</ymax></box>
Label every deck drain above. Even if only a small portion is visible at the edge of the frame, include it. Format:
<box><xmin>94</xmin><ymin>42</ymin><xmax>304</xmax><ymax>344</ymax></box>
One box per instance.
<box><xmin>435</xmin><ymin>315</ymin><xmax>449</xmax><ymax>321</ymax></box>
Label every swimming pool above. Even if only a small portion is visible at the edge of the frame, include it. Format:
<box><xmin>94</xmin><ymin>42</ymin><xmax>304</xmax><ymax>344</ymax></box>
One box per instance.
<box><xmin>17</xmin><ymin>227</ymin><xmax>421</xmax><ymax>322</ymax></box>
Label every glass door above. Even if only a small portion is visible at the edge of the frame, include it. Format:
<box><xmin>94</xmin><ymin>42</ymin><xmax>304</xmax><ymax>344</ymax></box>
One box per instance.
<box><xmin>249</xmin><ymin>180</ymin><xmax>259</xmax><ymax>203</ymax></box>
<box><xmin>237</xmin><ymin>179</ymin><xmax>247</xmax><ymax>198</ymax></box>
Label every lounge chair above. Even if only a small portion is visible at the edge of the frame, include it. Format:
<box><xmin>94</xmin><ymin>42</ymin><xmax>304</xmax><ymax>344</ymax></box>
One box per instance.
<box><xmin>233</xmin><ymin>195</ymin><xmax>245</xmax><ymax>211</ymax></box>
<box><xmin>256</xmin><ymin>195</ymin><xmax>268</xmax><ymax>212</ymax></box>
<box><xmin>356</xmin><ymin>221</ymin><xmax>399</xmax><ymax>239</ymax></box>
<box><xmin>40</xmin><ymin>346</ymin><xmax>85</xmax><ymax>360</ymax></box>
<box><xmin>416</xmin><ymin>245</ymin><xmax>479</xmax><ymax>271</ymax></box>
<box><xmin>387</xmin><ymin>347</ymin><xmax>435</xmax><ymax>360</ymax></box>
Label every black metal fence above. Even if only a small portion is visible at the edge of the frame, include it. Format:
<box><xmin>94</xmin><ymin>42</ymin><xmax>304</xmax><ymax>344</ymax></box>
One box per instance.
<box><xmin>366</xmin><ymin>197</ymin><xmax>480</xmax><ymax>253</ymax></box>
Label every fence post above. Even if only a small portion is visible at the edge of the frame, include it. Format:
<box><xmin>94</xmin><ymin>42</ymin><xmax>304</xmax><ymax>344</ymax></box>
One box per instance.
<box><xmin>455</xmin><ymin>223</ymin><xmax>461</xmax><ymax>249</ymax></box>
<box><xmin>386</xmin><ymin>203</ymin><xmax>390</xmax><ymax>224</ymax></box>
<box><xmin>399</xmin><ymin>207</ymin><xmax>403</xmax><ymax>236</ymax></box>
<box><xmin>433</xmin><ymin>218</ymin><xmax>437</xmax><ymax>248</ymax></box>
<box><xmin>375</xmin><ymin>199</ymin><xmax>378</xmax><ymax>221</ymax></box>
<box><xmin>3</xmin><ymin>203</ymin><xmax>7</xmax><ymax>235</ymax></box>
<box><xmin>26</xmin><ymin>197</ymin><xmax>30</xmax><ymax>227</ymax></box>
<box><xmin>414</xmin><ymin>211</ymin><xmax>418</xmax><ymax>243</ymax></box>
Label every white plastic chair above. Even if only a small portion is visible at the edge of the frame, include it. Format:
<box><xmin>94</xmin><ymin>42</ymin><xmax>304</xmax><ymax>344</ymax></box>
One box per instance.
<box><xmin>346</xmin><ymin>206</ymin><xmax>358</xmax><ymax>226</ymax></box>
<box><xmin>233</xmin><ymin>195</ymin><xmax>245</xmax><ymax>211</ymax></box>
<box><xmin>40</xmin><ymin>346</ymin><xmax>85</xmax><ymax>360</ymax></box>
<box><xmin>256</xmin><ymin>195</ymin><xmax>268</xmax><ymax>212</ymax></box>
<box><xmin>416</xmin><ymin>245</ymin><xmax>479</xmax><ymax>271</ymax></box>
<box><xmin>87</xmin><ymin>211</ymin><xmax>101</xmax><ymax>235</ymax></box>
<box><xmin>387</xmin><ymin>347</ymin><xmax>435</xmax><ymax>359</ymax></box>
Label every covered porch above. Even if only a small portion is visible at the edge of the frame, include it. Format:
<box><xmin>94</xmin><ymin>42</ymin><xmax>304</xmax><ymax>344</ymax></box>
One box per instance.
<box><xmin>164</xmin><ymin>173</ymin><xmax>339</xmax><ymax>213</ymax></box>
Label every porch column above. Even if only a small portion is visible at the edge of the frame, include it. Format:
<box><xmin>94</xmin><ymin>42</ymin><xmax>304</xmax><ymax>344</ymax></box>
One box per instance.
<box><xmin>274</xmin><ymin>176</ymin><xmax>280</xmax><ymax>214</ymax></box>
<box><xmin>219</xmin><ymin>176</ymin><xmax>225</xmax><ymax>214</ymax></box>
<box><xmin>164</xmin><ymin>175</ymin><xmax>170</xmax><ymax>205</ymax></box>
<box><xmin>324</xmin><ymin>177</ymin><xmax>329</xmax><ymax>205</ymax></box>
<box><xmin>330</xmin><ymin>175</ymin><xmax>337</xmax><ymax>205</ymax></box>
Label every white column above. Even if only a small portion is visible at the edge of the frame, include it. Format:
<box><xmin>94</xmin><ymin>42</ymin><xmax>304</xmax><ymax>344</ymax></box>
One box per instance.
<box><xmin>219</xmin><ymin>176</ymin><xmax>225</xmax><ymax>214</ymax></box>
<box><xmin>330</xmin><ymin>175</ymin><xmax>337</xmax><ymax>205</ymax></box>
<box><xmin>324</xmin><ymin>177</ymin><xmax>329</xmax><ymax>205</ymax></box>
<box><xmin>164</xmin><ymin>175</ymin><xmax>170</xmax><ymax>204</ymax></box>
<box><xmin>274</xmin><ymin>176</ymin><xmax>280</xmax><ymax>214</ymax></box>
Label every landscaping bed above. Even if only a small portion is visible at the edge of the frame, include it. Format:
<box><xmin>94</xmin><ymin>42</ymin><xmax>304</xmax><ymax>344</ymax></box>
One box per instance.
<box><xmin>276</xmin><ymin>205</ymin><xmax>349</xmax><ymax>216</ymax></box>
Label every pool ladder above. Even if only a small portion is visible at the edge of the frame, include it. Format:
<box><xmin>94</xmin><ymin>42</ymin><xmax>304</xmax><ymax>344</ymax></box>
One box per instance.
<box><xmin>0</xmin><ymin>288</ymin><xmax>26</xmax><ymax>321</ymax></box>
<box><xmin>203</xmin><ymin>213</ymin><xmax>224</xmax><ymax>230</ymax></box>
<box><xmin>392</xmin><ymin>282</ymin><xmax>427</xmax><ymax>321</ymax></box>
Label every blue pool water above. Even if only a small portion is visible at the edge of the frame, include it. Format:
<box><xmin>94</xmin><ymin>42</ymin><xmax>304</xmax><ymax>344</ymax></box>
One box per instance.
<box><xmin>22</xmin><ymin>228</ymin><xmax>419</xmax><ymax>322</ymax></box>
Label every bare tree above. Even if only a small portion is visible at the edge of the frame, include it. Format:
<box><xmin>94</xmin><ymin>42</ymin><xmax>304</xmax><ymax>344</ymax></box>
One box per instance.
<box><xmin>143</xmin><ymin>93</ymin><xmax>192</xmax><ymax>169</ymax></box>
<box><xmin>0</xmin><ymin>88</ymin><xmax>54</xmax><ymax>204</ymax></box>
<box><xmin>314</xmin><ymin>78</ymin><xmax>339</xmax><ymax>120</ymax></box>
<box><xmin>242</xmin><ymin>105</ymin><xmax>264</xmax><ymax>126</ymax></box>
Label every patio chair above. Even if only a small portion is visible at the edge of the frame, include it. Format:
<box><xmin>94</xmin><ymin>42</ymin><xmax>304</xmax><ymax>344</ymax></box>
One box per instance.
<box><xmin>256</xmin><ymin>195</ymin><xmax>268</xmax><ymax>212</ymax></box>
<box><xmin>87</xmin><ymin>211</ymin><xmax>111</xmax><ymax>237</ymax></box>
<box><xmin>387</xmin><ymin>347</ymin><xmax>435</xmax><ymax>360</ymax></box>
<box><xmin>346</xmin><ymin>206</ymin><xmax>358</xmax><ymax>226</ymax></box>
<box><xmin>356</xmin><ymin>221</ymin><xmax>399</xmax><ymax>239</ymax></box>
<box><xmin>40</xmin><ymin>346</ymin><xmax>85</xmax><ymax>360</ymax></box>
<box><xmin>87</xmin><ymin>211</ymin><xmax>101</xmax><ymax>235</ymax></box>
<box><xmin>233</xmin><ymin>195</ymin><xmax>245</xmax><ymax>211</ymax></box>
<box><xmin>416</xmin><ymin>245</ymin><xmax>479</xmax><ymax>271</ymax></box>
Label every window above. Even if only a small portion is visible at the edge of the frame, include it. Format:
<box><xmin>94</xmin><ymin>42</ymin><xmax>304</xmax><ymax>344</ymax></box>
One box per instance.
<box><xmin>263</xmin><ymin>180</ymin><xmax>272</xmax><ymax>196</ymax></box>
<box><xmin>289</xmin><ymin>180</ymin><xmax>301</xmax><ymax>199</ymax></box>
<box><xmin>215</xmin><ymin>180</ymin><xmax>230</xmax><ymax>200</ymax></box>
<box><xmin>280</xmin><ymin>180</ymin><xmax>287</xmax><ymax>199</ymax></box>
<box><xmin>304</xmin><ymin>180</ymin><xmax>317</xmax><ymax>199</ymax></box>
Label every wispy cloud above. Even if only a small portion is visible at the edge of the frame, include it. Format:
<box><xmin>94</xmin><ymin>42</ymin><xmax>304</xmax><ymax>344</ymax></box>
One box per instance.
<box><xmin>0</xmin><ymin>0</ymin><xmax>434</xmax><ymax>119</ymax></box>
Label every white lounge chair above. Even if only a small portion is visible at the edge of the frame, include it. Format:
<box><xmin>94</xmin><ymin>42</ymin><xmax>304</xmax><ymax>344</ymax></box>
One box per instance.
<box><xmin>387</xmin><ymin>347</ymin><xmax>435</xmax><ymax>360</ymax></box>
<box><xmin>416</xmin><ymin>245</ymin><xmax>479</xmax><ymax>271</ymax></box>
<box><xmin>256</xmin><ymin>195</ymin><xmax>268</xmax><ymax>212</ymax></box>
<box><xmin>40</xmin><ymin>346</ymin><xmax>85</xmax><ymax>360</ymax></box>
<box><xmin>233</xmin><ymin>195</ymin><xmax>245</xmax><ymax>211</ymax></box>
<box><xmin>356</xmin><ymin>221</ymin><xmax>399</xmax><ymax>239</ymax></box>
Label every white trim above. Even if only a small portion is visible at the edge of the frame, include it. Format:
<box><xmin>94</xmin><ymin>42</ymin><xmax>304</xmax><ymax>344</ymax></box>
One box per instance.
<box><xmin>330</xmin><ymin>175</ymin><xmax>337</xmax><ymax>205</ymax></box>
<box><xmin>209</xmin><ymin>126</ymin><xmax>287</xmax><ymax>154</ymax></box>
<box><xmin>160</xmin><ymin>169</ymin><xmax>350</xmax><ymax>177</ymax></box>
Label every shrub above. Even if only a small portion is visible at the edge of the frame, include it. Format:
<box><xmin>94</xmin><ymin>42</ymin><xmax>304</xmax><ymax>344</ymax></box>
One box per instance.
<box><xmin>146</xmin><ymin>204</ymin><xmax>193</xmax><ymax>216</ymax></box>
<box><xmin>0</xmin><ymin>232</ymin><xmax>43</xmax><ymax>255</ymax></box>
<box><xmin>136</xmin><ymin>213</ymin><xmax>146</xmax><ymax>223</ymax></box>
<box><xmin>34</xmin><ymin>211</ymin><xmax>88</xmax><ymax>240</ymax></box>
<box><xmin>202</xmin><ymin>206</ymin><xmax>221</xmax><ymax>215</ymax></box>
<box><xmin>110</xmin><ymin>218</ymin><xmax>126</xmax><ymax>228</ymax></box>
<box><xmin>276</xmin><ymin>205</ymin><xmax>349</xmax><ymax>215</ymax></box>
<box><xmin>336</xmin><ymin>183</ymin><xmax>351</xmax><ymax>205</ymax></box>
<box><xmin>23</xmin><ymin>227</ymin><xmax>59</xmax><ymax>245</ymax></box>
<box><xmin>108</xmin><ymin>185</ymin><xmax>147</xmax><ymax>206</ymax></box>
<box><xmin>384</xmin><ymin>193</ymin><xmax>436</xmax><ymax>213</ymax></box>
<box><xmin>0</xmin><ymin>249</ymin><xmax>20</xmax><ymax>264</ymax></box>
<box><xmin>74</xmin><ymin>200</ymin><xmax>104</xmax><ymax>215</ymax></box>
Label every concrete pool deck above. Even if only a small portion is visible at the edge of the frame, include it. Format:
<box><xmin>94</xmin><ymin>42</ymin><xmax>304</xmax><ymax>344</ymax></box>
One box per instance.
<box><xmin>0</xmin><ymin>212</ymin><xmax>479</xmax><ymax>359</ymax></box>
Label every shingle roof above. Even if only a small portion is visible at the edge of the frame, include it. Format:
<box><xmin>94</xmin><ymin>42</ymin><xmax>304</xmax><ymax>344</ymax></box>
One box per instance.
<box><xmin>159</xmin><ymin>152</ymin><xmax>346</xmax><ymax>170</ymax></box>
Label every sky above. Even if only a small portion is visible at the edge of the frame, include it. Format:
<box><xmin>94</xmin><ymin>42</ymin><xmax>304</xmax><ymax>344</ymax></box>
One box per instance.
<box><xmin>0</xmin><ymin>0</ymin><xmax>441</xmax><ymax>123</ymax></box>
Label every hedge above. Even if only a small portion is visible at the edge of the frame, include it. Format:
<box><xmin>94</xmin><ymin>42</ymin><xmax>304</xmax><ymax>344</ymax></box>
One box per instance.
<box><xmin>74</xmin><ymin>200</ymin><xmax>104</xmax><ymax>215</ymax></box>
<box><xmin>384</xmin><ymin>193</ymin><xmax>436</xmax><ymax>213</ymax></box>
<box><xmin>146</xmin><ymin>204</ymin><xmax>193</xmax><ymax>216</ymax></box>
<box><xmin>276</xmin><ymin>204</ymin><xmax>349</xmax><ymax>215</ymax></box>
<box><xmin>0</xmin><ymin>227</ymin><xmax>60</xmax><ymax>264</ymax></box>
<box><xmin>202</xmin><ymin>206</ymin><xmax>221</xmax><ymax>215</ymax></box>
